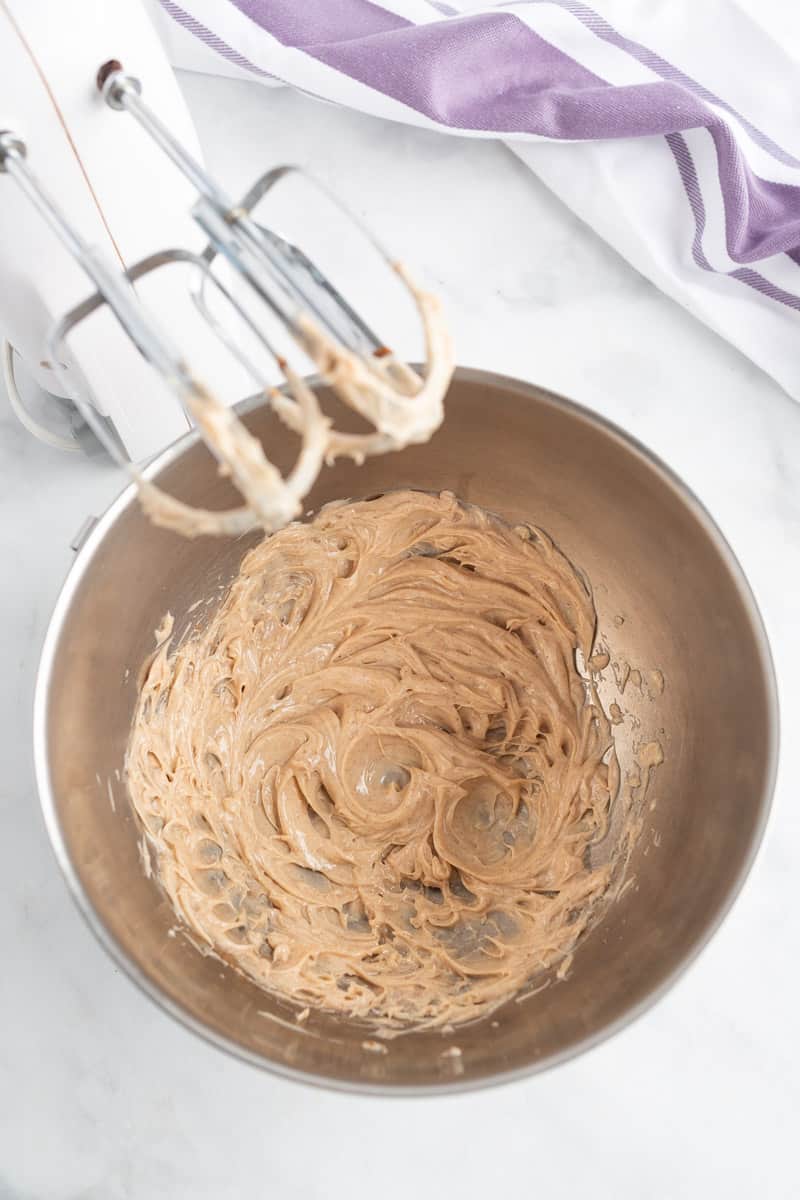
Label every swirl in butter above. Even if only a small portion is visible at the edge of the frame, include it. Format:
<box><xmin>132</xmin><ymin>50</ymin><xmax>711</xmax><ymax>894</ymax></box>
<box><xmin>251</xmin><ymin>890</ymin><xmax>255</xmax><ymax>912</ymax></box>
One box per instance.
<box><xmin>126</xmin><ymin>490</ymin><xmax>637</xmax><ymax>1032</ymax></box>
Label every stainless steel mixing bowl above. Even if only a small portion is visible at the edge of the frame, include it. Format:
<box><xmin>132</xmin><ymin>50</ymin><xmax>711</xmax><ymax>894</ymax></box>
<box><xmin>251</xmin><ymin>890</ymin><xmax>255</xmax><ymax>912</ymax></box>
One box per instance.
<box><xmin>34</xmin><ymin>368</ymin><xmax>778</xmax><ymax>1093</ymax></box>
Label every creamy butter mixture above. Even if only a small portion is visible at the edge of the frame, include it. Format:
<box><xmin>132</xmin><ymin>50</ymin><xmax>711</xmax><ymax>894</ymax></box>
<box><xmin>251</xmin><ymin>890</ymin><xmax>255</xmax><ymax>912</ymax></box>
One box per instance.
<box><xmin>126</xmin><ymin>490</ymin><xmax>642</xmax><ymax>1032</ymax></box>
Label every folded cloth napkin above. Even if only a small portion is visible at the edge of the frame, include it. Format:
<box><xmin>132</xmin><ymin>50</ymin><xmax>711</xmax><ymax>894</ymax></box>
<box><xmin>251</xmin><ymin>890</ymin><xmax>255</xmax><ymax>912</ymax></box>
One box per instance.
<box><xmin>151</xmin><ymin>0</ymin><xmax>800</xmax><ymax>398</ymax></box>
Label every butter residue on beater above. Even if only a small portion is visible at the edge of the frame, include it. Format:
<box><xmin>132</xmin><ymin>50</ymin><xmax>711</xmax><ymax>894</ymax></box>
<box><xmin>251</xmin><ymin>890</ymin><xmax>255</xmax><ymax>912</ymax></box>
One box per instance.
<box><xmin>136</xmin><ymin>263</ymin><xmax>454</xmax><ymax>539</ymax></box>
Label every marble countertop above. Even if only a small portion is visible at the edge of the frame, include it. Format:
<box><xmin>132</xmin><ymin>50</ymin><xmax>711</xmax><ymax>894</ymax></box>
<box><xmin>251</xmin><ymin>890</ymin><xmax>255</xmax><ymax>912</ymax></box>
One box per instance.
<box><xmin>2</xmin><ymin>70</ymin><xmax>798</xmax><ymax>1199</ymax></box>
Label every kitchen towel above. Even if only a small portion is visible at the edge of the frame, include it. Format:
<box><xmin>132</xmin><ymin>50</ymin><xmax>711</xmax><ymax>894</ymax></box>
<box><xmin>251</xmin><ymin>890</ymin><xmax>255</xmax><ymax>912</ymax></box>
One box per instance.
<box><xmin>150</xmin><ymin>0</ymin><xmax>800</xmax><ymax>399</ymax></box>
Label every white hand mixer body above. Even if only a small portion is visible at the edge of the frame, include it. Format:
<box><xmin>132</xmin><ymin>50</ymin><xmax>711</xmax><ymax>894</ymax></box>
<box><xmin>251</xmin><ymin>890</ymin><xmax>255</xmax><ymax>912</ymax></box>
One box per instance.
<box><xmin>0</xmin><ymin>0</ymin><xmax>453</xmax><ymax>534</ymax></box>
<box><xmin>0</xmin><ymin>0</ymin><xmax>210</xmax><ymax>459</ymax></box>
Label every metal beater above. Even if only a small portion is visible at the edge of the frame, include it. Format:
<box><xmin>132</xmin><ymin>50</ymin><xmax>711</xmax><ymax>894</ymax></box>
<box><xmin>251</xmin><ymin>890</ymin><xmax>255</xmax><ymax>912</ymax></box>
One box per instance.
<box><xmin>0</xmin><ymin>62</ymin><xmax>441</xmax><ymax>499</ymax></box>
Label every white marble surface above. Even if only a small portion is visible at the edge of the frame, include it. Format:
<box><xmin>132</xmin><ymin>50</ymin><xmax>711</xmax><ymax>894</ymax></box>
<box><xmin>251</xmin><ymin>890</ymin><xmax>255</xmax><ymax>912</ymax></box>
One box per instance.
<box><xmin>2</xmin><ymin>70</ymin><xmax>799</xmax><ymax>1199</ymax></box>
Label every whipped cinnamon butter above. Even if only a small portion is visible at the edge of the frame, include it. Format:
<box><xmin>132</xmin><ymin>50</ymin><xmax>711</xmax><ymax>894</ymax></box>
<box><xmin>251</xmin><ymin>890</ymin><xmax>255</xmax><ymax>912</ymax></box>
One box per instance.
<box><xmin>126</xmin><ymin>490</ymin><xmax>644</xmax><ymax>1032</ymax></box>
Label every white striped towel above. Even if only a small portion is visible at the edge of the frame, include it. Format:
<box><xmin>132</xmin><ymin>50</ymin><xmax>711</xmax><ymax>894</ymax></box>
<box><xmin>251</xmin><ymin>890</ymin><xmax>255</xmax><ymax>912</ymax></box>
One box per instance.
<box><xmin>150</xmin><ymin>0</ymin><xmax>800</xmax><ymax>398</ymax></box>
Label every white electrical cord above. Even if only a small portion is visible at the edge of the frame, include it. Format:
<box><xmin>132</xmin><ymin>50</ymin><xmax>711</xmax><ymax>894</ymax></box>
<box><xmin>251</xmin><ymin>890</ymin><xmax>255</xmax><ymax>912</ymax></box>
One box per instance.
<box><xmin>1</xmin><ymin>338</ymin><xmax>80</xmax><ymax>452</ymax></box>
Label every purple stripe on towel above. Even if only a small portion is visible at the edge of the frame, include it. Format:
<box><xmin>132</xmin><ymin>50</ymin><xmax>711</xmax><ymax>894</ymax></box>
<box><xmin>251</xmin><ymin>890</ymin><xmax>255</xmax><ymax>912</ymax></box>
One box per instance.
<box><xmin>667</xmin><ymin>132</ymin><xmax>800</xmax><ymax>311</ymax></box>
<box><xmin>551</xmin><ymin>0</ymin><xmax>800</xmax><ymax>169</ymax></box>
<box><xmin>711</xmin><ymin>125</ymin><xmax>800</xmax><ymax>263</ymax></box>
<box><xmin>160</xmin><ymin>0</ymin><xmax>278</xmax><ymax>79</ymax></box>
<box><xmin>546</xmin><ymin>0</ymin><xmax>800</xmax><ymax>262</ymax></box>
<box><xmin>666</xmin><ymin>132</ymin><xmax>713</xmax><ymax>272</ymax></box>
<box><xmin>231</xmin><ymin>0</ymin><xmax>409</xmax><ymax>43</ymax></box>
<box><xmin>232</xmin><ymin>3</ymin><xmax>708</xmax><ymax>138</ymax></box>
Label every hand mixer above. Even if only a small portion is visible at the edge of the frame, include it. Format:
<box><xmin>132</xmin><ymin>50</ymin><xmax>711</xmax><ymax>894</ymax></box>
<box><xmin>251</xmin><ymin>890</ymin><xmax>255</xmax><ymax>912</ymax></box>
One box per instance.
<box><xmin>0</xmin><ymin>3</ymin><xmax>452</xmax><ymax>535</ymax></box>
